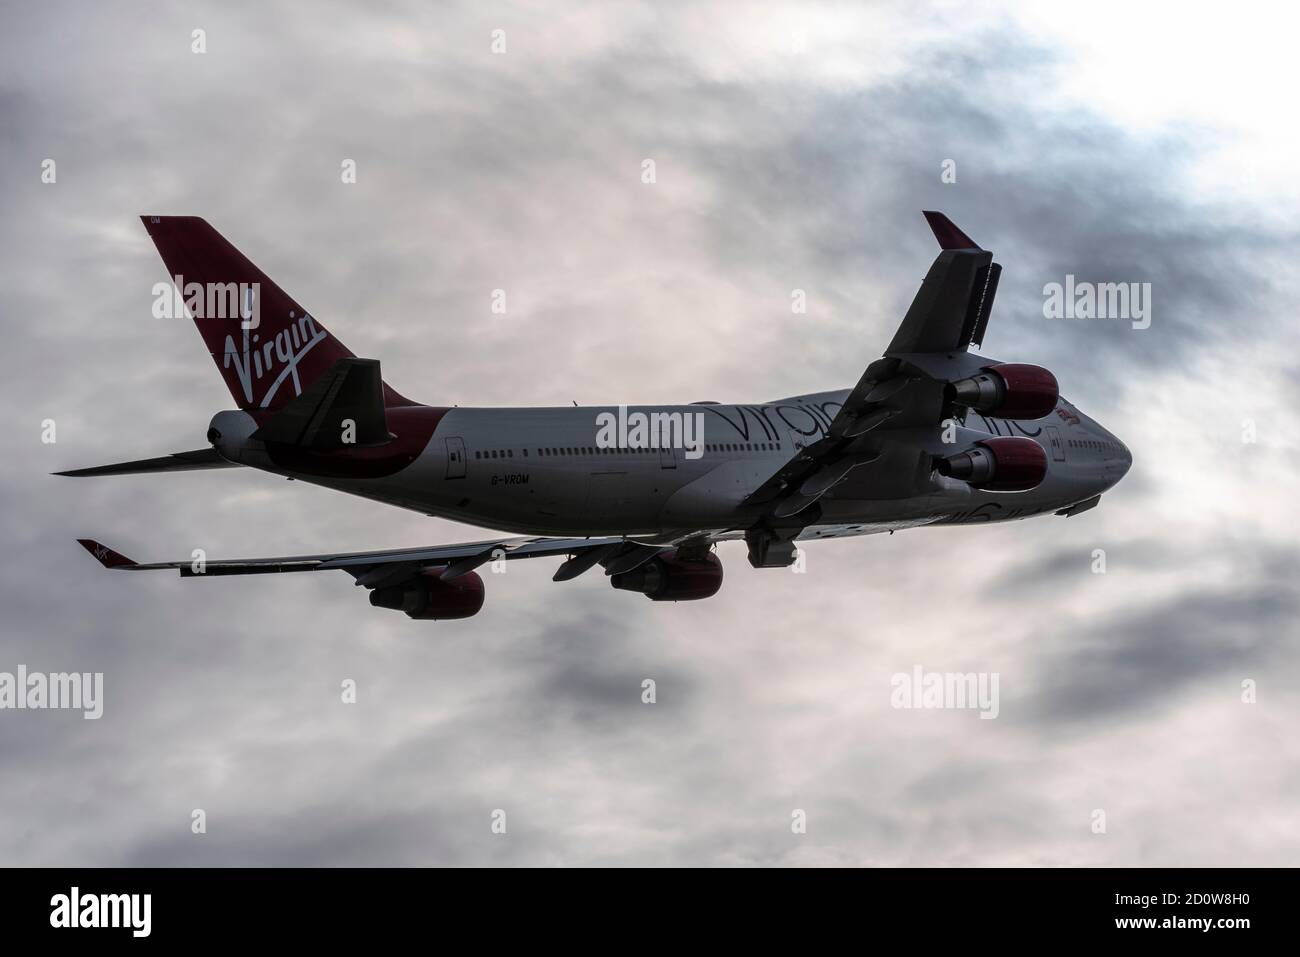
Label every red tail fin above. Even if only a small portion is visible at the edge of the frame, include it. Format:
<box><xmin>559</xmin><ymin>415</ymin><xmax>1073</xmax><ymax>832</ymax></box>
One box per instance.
<box><xmin>141</xmin><ymin>217</ymin><xmax>406</xmax><ymax>411</ymax></box>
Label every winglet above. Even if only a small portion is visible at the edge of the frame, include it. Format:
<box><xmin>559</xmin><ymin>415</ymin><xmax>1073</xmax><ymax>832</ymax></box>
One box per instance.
<box><xmin>77</xmin><ymin>539</ymin><xmax>137</xmax><ymax>569</ymax></box>
<box><xmin>922</xmin><ymin>211</ymin><xmax>981</xmax><ymax>250</ymax></box>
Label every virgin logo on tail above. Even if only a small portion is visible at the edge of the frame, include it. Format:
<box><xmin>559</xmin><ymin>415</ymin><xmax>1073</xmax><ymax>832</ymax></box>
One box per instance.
<box><xmin>224</xmin><ymin>311</ymin><xmax>329</xmax><ymax>407</ymax></box>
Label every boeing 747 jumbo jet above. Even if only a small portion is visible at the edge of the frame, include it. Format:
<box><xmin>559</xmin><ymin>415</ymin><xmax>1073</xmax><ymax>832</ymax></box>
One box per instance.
<box><xmin>64</xmin><ymin>212</ymin><xmax>1131</xmax><ymax>619</ymax></box>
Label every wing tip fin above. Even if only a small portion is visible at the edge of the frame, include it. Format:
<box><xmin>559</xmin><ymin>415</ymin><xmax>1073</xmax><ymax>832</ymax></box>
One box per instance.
<box><xmin>922</xmin><ymin>210</ymin><xmax>981</xmax><ymax>250</ymax></box>
<box><xmin>76</xmin><ymin>539</ymin><xmax>137</xmax><ymax>569</ymax></box>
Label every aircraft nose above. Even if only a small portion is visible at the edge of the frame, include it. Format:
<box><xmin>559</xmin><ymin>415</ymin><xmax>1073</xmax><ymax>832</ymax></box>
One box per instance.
<box><xmin>1110</xmin><ymin>434</ymin><xmax>1133</xmax><ymax>484</ymax></box>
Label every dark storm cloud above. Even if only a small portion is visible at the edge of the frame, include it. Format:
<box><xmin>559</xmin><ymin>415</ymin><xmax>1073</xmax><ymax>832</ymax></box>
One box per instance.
<box><xmin>1022</xmin><ymin>582</ymin><xmax>1295</xmax><ymax>727</ymax></box>
<box><xmin>997</xmin><ymin>536</ymin><xmax>1300</xmax><ymax>726</ymax></box>
<box><xmin>0</xmin><ymin>1</ymin><xmax>1296</xmax><ymax>866</ymax></box>
<box><xmin>662</xmin><ymin>41</ymin><xmax>1292</xmax><ymax>413</ymax></box>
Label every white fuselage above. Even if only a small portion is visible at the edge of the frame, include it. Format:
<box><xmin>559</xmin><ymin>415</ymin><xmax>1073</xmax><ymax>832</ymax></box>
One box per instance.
<box><xmin>212</xmin><ymin>388</ymin><xmax>1131</xmax><ymax>546</ymax></box>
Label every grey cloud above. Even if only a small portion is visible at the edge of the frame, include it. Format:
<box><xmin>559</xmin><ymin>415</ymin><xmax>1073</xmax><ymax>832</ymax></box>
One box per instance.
<box><xmin>1021</xmin><ymin>583</ymin><xmax>1294</xmax><ymax>727</ymax></box>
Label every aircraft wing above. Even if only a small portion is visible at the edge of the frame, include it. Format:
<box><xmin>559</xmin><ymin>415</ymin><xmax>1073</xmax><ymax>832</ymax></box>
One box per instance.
<box><xmin>884</xmin><ymin>210</ymin><xmax>999</xmax><ymax>355</ymax></box>
<box><xmin>75</xmin><ymin>534</ymin><xmax>678</xmax><ymax>584</ymax></box>
<box><xmin>827</xmin><ymin>210</ymin><xmax>1001</xmax><ymax>439</ymax></box>
<box><xmin>746</xmin><ymin>211</ymin><xmax>1004</xmax><ymax>517</ymax></box>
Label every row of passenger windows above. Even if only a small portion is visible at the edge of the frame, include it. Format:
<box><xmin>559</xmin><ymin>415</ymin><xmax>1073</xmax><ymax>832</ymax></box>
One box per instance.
<box><xmin>472</xmin><ymin>442</ymin><xmax>784</xmax><ymax>460</ymax></box>
<box><xmin>1070</xmin><ymin>438</ymin><xmax>1122</xmax><ymax>454</ymax></box>
<box><xmin>705</xmin><ymin>443</ymin><xmax>782</xmax><ymax>453</ymax></box>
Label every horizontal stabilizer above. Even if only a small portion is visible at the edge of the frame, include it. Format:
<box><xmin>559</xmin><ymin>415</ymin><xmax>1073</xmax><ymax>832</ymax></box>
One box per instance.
<box><xmin>251</xmin><ymin>357</ymin><xmax>390</xmax><ymax>449</ymax></box>
<box><xmin>55</xmin><ymin>448</ymin><xmax>238</xmax><ymax>477</ymax></box>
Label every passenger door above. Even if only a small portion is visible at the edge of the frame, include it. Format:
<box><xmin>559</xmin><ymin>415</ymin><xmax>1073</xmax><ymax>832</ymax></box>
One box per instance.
<box><xmin>1045</xmin><ymin>426</ymin><xmax>1066</xmax><ymax>463</ymax></box>
<box><xmin>445</xmin><ymin>437</ymin><xmax>467</xmax><ymax>479</ymax></box>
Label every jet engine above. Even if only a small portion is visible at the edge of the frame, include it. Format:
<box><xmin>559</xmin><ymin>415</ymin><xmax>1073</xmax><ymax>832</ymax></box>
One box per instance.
<box><xmin>935</xmin><ymin>436</ymin><xmax>1047</xmax><ymax>492</ymax></box>
<box><xmin>369</xmin><ymin>569</ymin><xmax>486</xmax><ymax>619</ymax></box>
<box><xmin>948</xmin><ymin>363</ymin><xmax>1058</xmax><ymax>420</ymax></box>
<box><xmin>610</xmin><ymin>551</ymin><xmax>723</xmax><ymax>601</ymax></box>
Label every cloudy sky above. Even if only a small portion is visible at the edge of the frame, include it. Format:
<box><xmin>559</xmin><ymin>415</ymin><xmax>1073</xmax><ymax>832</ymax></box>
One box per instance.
<box><xmin>1</xmin><ymin>0</ymin><xmax>1296</xmax><ymax>865</ymax></box>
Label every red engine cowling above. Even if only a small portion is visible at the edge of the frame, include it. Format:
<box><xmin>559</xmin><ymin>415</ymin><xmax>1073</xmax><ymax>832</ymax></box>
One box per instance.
<box><xmin>949</xmin><ymin>363</ymin><xmax>1058</xmax><ymax>420</ymax></box>
<box><xmin>936</xmin><ymin>436</ymin><xmax>1048</xmax><ymax>492</ymax></box>
<box><xmin>610</xmin><ymin>550</ymin><xmax>723</xmax><ymax>601</ymax></box>
<box><xmin>369</xmin><ymin>569</ymin><xmax>486</xmax><ymax>620</ymax></box>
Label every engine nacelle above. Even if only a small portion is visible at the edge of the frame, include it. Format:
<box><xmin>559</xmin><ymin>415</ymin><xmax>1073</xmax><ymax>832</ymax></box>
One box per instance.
<box><xmin>935</xmin><ymin>436</ymin><xmax>1047</xmax><ymax>492</ymax></box>
<box><xmin>949</xmin><ymin>363</ymin><xmax>1058</xmax><ymax>420</ymax></box>
<box><xmin>610</xmin><ymin>551</ymin><xmax>723</xmax><ymax>601</ymax></box>
<box><xmin>369</xmin><ymin>569</ymin><xmax>485</xmax><ymax>620</ymax></box>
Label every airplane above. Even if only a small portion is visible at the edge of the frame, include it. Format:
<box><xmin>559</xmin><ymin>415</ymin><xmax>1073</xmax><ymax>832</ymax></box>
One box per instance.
<box><xmin>64</xmin><ymin>211</ymin><xmax>1132</xmax><ymax>620</ymax></box>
